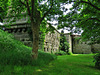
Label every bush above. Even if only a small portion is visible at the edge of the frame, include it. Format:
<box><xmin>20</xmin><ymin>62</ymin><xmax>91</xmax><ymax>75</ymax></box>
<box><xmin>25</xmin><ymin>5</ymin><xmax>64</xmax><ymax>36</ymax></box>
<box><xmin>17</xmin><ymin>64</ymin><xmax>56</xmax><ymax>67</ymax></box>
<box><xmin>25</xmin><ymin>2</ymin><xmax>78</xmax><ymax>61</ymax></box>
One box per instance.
<box><xmin>94</xmin><ymin>53</ymin><xmax>100</xmax><ymax>69</ymax></box>
<box><xmin>0</xmin><ymin>29</ymin><xmax>56</xmax><ymax>66</ymax></box>
<box><xmin>67</xmin><ymin>52</ymin><xmax>73</xmax><ymax>55</ymax></box>
<box><xmin>60</xmin><ymin>30</ymin><xmax>69</xmax><ymax>53</ymax></box>
<box><xmin>55</xmin><ymin>51</ymin><xmax>66</xmax><ymax>55</ymax></box>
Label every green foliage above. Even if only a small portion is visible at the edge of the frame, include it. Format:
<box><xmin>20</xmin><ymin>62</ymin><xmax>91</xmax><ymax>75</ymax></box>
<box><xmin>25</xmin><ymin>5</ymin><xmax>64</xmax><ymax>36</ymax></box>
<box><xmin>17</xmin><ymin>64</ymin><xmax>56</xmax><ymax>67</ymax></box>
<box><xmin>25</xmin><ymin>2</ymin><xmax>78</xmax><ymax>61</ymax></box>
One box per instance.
<box><xmin>3</xmin><ymin>0</ymin><xmax>66</xmax><ymax>24</ymax></box>
<box><xmin>0</xmin><ymin>0</ymin><xmax>9</xmax><ymax>22</ymax></box>
<box><xmin>60</xmin><ymin>0</ymin><xmax>100</xmax><ymax>43</ymax></box>
<box><xmin>39</xmin><ymin>20</ymin><xmax>47</xmax><ymax>50</ymax></box>
<box><xmin>0</xmin><ymin>29</ymin><xmax>56</xmax><ymax>65</ymax></box>
<box><xmin>55</xmin><ymin>51</ymin><xmax>66</xmax><ymax>55</ymax></box>
<box><xmin>94</xmin><ymin>53</ymin><xmax>100</xmax><ymax>69</ymax></box>
<box><xmin>67</xmin><ymin>52</ymin><xmax>73</xmax><ymax>55</ymax></box>
<box><xmin>60</xmin><ymin>30</ymin><xmax>69</xmax><ymax>53</ymax></box>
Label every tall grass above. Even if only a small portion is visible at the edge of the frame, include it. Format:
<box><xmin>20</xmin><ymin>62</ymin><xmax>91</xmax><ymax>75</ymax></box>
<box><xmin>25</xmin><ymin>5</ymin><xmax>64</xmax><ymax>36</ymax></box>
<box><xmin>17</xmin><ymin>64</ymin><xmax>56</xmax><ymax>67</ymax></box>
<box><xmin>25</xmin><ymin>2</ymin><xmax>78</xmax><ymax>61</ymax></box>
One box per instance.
<box><xmin>0</xmin><ymin>29</ymin><xmax>56</xmax><ymax>66</ymax></box>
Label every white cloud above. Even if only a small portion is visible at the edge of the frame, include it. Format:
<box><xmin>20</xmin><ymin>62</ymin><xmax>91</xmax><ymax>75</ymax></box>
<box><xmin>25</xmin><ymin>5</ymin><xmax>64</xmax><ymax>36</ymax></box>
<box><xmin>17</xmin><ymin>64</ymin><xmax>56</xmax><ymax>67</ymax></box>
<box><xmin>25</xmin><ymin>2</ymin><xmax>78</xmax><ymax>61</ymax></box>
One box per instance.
<box><xmin>64</xmin><ymin>4</ymin><xmax>73</xmax><ymax>15</ymax></box>
<box><xmin>0</xmin><ymin>22</ymin><xmax>3</xmax><ymax>25</ymax></box>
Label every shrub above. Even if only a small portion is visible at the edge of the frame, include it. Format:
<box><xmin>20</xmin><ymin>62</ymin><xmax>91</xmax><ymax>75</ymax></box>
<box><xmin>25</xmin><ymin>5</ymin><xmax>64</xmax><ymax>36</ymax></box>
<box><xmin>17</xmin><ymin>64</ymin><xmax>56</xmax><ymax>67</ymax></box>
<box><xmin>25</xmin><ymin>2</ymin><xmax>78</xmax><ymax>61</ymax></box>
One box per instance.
<box><xmin>55</xmin><ymin>51</ymin><xmax>66</xmax><ymax>55</ymax></box>
<box><xmin>94</xmin><ymin>53</ymin><xmax>100</xmax><ymax>69</ymax></box>
<box><xmin>67</xmin><ymin>52</ymin><xmax>73</xmax><ymax>55</ymax></box>
<box><xmin>60</xmin><ymin>30</ymin><xmax>69</xmax><ymax>53</ymax></box>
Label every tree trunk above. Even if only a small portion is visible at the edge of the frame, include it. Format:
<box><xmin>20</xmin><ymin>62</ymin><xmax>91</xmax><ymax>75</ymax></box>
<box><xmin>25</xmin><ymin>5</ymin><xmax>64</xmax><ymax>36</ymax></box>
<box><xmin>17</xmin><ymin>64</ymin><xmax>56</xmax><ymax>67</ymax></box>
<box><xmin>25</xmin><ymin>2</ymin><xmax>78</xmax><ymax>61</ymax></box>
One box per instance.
<box><xmin>31</xmin><ymin>22</ymin><xmax>40</xmax><ymax>60</ymax></box>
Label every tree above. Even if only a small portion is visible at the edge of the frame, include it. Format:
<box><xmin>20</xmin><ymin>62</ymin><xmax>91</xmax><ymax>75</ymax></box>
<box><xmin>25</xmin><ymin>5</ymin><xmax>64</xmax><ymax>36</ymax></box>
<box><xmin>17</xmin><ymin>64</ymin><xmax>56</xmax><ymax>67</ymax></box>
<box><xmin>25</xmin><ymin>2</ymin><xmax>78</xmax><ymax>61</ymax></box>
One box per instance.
<box><xmin>0</xmin><ymin>0</ymin><xmax>8</xmax><ymax>22</ymax></box>
<box><xmin>1</xmin><ymin>0</ymin><xmax>67</xmax><ymax>59</ymax></box>
<box><xmin>60</xmin><ymin>30</ymin><xmax>69</xmax><ymax>53</ymax></box>
<box><xmin>58</xmin><ymin>0</ymin><xmax>100</xmax><ymax>44</ymax></box>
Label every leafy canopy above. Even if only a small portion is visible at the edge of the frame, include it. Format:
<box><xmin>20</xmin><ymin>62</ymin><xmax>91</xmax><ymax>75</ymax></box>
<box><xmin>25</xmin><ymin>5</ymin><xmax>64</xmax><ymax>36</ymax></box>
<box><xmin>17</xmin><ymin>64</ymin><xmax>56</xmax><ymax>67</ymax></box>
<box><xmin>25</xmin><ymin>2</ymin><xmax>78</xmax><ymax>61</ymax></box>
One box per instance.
<box><xmin>3</xmin><ymin>0</ymin><xmax>66</xmax><ymax>25</ymax></box>
<box><xmin>0</xmin><ymin>0</ymin><xmax>9</xmax><ymax>22</ymax></box>
<box><xmin>58</xmin><ymin>0</ymin><xmax>100</xmax><ymax>44</ymax></box>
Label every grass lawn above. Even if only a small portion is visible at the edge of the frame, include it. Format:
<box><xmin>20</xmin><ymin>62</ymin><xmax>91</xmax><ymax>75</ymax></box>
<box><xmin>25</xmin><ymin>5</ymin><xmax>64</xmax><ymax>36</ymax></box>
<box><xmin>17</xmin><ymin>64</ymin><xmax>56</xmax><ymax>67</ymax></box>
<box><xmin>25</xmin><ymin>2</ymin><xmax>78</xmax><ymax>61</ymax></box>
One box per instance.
<box><xmin>0</xmin><ymin>54</ymin><xmax>100</xmax><ymax>75</ymax></box>
<box><xmin>34</xmin><ymin>54</ymin><xmax>100</xmax><ymax>75</ymax></box>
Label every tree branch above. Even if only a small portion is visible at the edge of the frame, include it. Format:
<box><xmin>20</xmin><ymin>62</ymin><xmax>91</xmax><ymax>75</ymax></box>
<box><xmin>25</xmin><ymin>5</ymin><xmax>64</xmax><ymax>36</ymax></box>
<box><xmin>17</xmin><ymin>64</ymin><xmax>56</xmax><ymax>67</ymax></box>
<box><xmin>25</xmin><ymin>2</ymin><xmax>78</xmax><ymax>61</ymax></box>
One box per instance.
<box><xmin>86</xmin><ymin>18</ymin><xmax>100</xmax><ymax>22</ymax></box>
<box><xmin>31</xmin><ymin>0</ymin><xmax>35</xmax><ymax>20</ymax></box>
<box><xmin>67</xmin><ymin>0</ymin><xmax>100</xmax><ymax>11</ymax></box>
<box><xmin>88</xmin><ymin>0</ymin><xmax>91</xmax><ymax>3</ymax></box>
<box><xmin>25</xmin><ymin>0</ymin><xmax>31</xmax><ymax>20</ymax></box>
<box><xmin>81</xmin><ymin>0</ymin><xmax>100</xmax><ymax>11</ymax></box>
<box><xmin>19</xmin><ymin>0</ymin><xmax>27</xmax><ymax>7</ymax></box>
<box><xmin>40</xmin><ymin>0</ymin><xmax>53</xmax><ymax>22</ymax></box>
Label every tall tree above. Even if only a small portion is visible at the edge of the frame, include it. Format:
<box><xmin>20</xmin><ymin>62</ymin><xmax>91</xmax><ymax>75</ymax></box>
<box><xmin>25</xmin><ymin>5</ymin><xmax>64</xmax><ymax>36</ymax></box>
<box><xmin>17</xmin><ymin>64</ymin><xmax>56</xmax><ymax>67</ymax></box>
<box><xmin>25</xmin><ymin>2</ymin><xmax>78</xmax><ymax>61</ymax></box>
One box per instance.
<box><xmin>1</xmin><ymin>0</ymin><xmax>67</xmax><ymax>59</ymax></box>
<box><xmin>58</xmin><ymin>0</ymin><xmax>100</xmax><ymax>44</ymax></box>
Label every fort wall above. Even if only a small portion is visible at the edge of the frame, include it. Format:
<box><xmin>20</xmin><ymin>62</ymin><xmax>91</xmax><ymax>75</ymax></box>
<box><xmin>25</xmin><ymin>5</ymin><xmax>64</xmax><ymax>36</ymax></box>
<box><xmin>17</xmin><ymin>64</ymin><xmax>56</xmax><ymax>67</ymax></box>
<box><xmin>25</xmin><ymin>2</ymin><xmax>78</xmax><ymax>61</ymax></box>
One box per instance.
<box><xmin>64</xmin><ymin>33</ymin><xmax>100</xmax><ymax>54</ymax></box>
<box><xmin>3</xmin><ymin>23</ymin><xmax>60</xmax><ymax>53</ymax></box>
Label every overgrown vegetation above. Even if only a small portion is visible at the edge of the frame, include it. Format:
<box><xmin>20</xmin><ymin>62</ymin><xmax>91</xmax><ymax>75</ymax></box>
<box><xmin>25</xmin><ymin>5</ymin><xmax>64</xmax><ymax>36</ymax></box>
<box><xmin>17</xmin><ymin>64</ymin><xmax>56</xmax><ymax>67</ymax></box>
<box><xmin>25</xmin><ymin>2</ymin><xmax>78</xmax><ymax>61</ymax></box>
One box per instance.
<box><xmin>55</xmin><ymin>51</ymin><xmax>66</xmax><ymax>55</ymax></box>
<box><xmin>0</xmin><ymin>29</ymin><xmax>56</xmax><ymax>66</ymax></box>
<box><xmin>94</xmin><ymin>53</ymin><xmax>100</xmax><ymax>69</ymax></box>
<box><xmin>60</xmin><ymin>30</ymin><xmax>69</xmax><ymax>53</ymax></box>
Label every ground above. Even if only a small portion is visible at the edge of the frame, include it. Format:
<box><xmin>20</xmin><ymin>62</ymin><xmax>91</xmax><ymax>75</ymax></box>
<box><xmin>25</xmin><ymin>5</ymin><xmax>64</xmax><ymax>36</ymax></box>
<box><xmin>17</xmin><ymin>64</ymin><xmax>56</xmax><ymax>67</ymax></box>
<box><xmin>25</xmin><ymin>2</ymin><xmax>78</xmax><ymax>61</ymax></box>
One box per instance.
<box><xmin>33</xmin><ymin>54</ymin><xmax>100</xmax><ymax>75</ymax></box>
<box><xmin>0</xmin><ymin>54</ymin><xmax>100</xmax><ymax>75</ymax></box>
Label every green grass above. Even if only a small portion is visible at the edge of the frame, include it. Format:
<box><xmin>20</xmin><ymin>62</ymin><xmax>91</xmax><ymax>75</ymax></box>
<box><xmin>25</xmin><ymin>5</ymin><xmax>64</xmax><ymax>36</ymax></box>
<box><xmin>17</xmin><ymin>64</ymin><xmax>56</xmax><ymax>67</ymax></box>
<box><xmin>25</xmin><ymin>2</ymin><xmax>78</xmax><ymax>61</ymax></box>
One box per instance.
<box><xmin>31</xmin><ymin>54</ymin><xmax>100</xmax><ymax>75</ymax></box>
<box><xmin>0</xmin><ymin>54</ymin><xmax>100</xmax><ymax>75</ymax></box>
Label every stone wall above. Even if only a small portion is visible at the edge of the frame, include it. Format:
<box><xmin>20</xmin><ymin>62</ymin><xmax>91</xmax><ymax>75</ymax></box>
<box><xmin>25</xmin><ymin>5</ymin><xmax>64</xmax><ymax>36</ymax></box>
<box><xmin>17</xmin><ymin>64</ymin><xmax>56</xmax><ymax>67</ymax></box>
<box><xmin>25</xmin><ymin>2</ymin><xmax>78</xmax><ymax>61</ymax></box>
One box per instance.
<box><xmin>64</xmin><ymin>33</ymin><xmax>100</xmax><ymax>54</ymax></box>
<box><xmin>72</xmin><ymin>41</ymin><xmax>92</xmax><ymax>54</ymax></box>
<box><xmin>3</xmin><ymin>22</ymin><xmax>100</xmax><ymax>54</ymax></box>
<box><xmin>3</xmin><ymin>23</ymin><xmax>32</xmax><ymax>47</ymax></box>
<box><xmin>3</xmin><ymin>23</ymin><xmax>60</xmax><ymax>53</ymax></box>
<box><xmin>12</xmin><ymin>30</ymin><xmax>32</xmax><ymax>47</ymax></box>
<box><xmin>91</xmin><ymin>44</ymin><xmax>100</xmax><ymax>53</ymax></box>
<box><xmin>72</xmin><ymin>35</ymin><xmax>92</xmax><ymax>54</ymax></box>
<box><xmin>44</xmin><ymin>30</ymin><xmax>60</xmax><ymax>53</ymax></box>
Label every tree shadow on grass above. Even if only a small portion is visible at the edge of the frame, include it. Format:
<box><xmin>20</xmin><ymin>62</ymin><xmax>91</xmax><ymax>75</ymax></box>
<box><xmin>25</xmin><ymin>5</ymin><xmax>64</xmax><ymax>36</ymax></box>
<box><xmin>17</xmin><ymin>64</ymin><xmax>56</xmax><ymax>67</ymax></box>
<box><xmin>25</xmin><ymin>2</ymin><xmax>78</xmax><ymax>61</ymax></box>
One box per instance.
<box><xmin>85</xmin><ymin>65</ymin><xmax>95</xmax><ymax>69</ymax></box>
<box><xmin>84</xmin><ymin>64</ymin><xmax>100</xmax><ymax>70</ymax></box>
